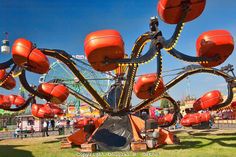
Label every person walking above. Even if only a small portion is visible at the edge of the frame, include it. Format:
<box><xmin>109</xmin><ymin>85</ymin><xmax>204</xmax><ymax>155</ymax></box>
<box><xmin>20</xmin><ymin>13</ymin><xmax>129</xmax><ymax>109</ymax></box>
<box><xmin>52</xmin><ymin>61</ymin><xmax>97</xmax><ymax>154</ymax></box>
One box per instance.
<box><xmin>57</xmin><ymin>120</ymin><xmax>64</xmax><ymax>135</ymax></box>
<box><xmin>30</xmin><ymin>125</ymin><xmax>35</xmax><ymax>137</ymax></box>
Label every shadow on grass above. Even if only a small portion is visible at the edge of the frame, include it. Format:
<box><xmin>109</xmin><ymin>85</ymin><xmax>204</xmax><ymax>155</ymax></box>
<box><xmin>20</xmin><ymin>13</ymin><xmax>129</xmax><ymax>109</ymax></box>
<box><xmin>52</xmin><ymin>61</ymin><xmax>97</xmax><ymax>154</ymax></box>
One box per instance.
<box><xmin>42</xmin><ymin>136</ymin><xmax>67</xmax><ymax>144</ymax></box>
<box><xmin>0</xmin><ymin>145</ymin><xmax>33</xmax><ymax>157</ymax></box>
<box><xmin>216</xmin><ymin>132</ymin><xmax>236</xmax><ymax>136</ymax></box>
<box><xmin>162</xmin><ymin>135</ymin><xmax>236</xmax><ymax>150</ymax></box>
<box><xmin>188</xmin><ymin>131</ymin><xmax>236</xmax><ymax>136</ymax></box>
<box><xmin>161</xmin><ymin>140</ymin><xmax>207</xmax><ymax>150</ymax></box>
<box><xmin>197</xmin><ymin>136</ymin><xmax>236</xmax><ymax>148</ymax></box>
<box><xmin>55</xmin><ymin>137</ymin><xmax>67</xmax><ymax>140</ymax></box>
<box><xmin>43</xmin><ymin>140</ymin><xmax>60</xmax><ymax>144</ymax></box>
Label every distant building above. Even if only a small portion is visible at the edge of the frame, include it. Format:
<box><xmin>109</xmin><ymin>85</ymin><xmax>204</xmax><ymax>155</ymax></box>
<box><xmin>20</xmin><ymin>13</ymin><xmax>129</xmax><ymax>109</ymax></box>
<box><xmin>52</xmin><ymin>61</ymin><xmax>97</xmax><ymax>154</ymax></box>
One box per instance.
<box><xmin>15</xmin><ymin>115</ymin><xmax>43</xmax><ymax>132</ymax></box>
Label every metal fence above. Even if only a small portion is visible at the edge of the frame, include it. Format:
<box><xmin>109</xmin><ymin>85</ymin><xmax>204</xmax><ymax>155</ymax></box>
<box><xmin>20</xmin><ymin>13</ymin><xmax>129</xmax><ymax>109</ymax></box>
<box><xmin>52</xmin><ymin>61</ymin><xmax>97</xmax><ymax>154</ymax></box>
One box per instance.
<box><xmin>214</xmin><ymin>119</ymin><xmax>236</xmax><ymax>129</ymax></box>
<box><xmin>0</xmin><ymin>126</ymin><xmax>73</xmax><ymax>140</ymax></box>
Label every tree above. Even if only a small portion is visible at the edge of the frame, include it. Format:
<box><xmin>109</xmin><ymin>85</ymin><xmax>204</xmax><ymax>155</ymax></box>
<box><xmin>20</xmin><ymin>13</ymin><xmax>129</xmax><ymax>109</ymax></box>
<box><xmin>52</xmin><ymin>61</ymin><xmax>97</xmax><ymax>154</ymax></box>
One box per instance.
<box><xmin>160</xmin><ymin>99</ymin><xmax>170</xmax><ymax>108</ymax></box>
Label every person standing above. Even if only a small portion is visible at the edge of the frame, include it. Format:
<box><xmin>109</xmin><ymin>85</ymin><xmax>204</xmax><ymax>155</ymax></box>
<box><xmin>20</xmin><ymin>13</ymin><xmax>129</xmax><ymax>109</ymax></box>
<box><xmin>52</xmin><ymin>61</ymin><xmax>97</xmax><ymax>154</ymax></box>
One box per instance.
<box><xmin>14</xmin><ymin>127</ymin><xmax>21</xmax><ymax>138</ymax></box>
<box><xmin>42</xmin><ymin>120</ymin><xmax>49</xmax><ymax>137</ymax></box>
<box><xmin>50</xmin><ymin>119</ymin><xmax>55</xmax><ymax>131</ymax></box>
<box><xmin>30</xmin><ymin>125</ymin><xmax>35</xmax><ymax>137</ymax></box>
<box><xmin>66</xmin><ymin>119</ymin><xmax>70</xmax><ymax>129</ymax></box>
<box><xmin>46</xmin><ymin>120</ymin><xmax>49</xmax><ymax>136</ymax></box>
<box><xmin>57</xmin><ymin>120</ymin><xmax>64</xmax><ymax>135</ymax></box>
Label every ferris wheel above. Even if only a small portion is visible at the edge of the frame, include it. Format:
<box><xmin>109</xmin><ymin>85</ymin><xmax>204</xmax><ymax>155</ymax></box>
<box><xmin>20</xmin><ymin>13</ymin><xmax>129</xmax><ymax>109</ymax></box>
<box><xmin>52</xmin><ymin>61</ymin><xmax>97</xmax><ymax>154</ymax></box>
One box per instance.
<box><xmin>39</xmin><ymin>55</ymin><xmax>114</xmax><ymax>107</ymax></box>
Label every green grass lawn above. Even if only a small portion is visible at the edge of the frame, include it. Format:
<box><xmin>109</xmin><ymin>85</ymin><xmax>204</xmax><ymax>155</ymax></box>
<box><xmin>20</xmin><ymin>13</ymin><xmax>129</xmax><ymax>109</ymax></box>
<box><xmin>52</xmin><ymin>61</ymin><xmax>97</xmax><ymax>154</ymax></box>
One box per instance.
<box><xmin>0</xmin><ymin>130</ymin><xmax>235</xmax><ymax>157</ymax></box>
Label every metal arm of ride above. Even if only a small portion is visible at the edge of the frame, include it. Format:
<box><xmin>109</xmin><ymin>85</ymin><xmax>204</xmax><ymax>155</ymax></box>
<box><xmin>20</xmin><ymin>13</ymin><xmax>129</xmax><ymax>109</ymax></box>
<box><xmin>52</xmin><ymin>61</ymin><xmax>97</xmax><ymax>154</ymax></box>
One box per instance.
<box><xmin>107</xmin><ymin>36</ymin><xmax>162</xmax><ymax>65</ymax></box>
<box><xmin>111</xmin><ymin>2</ymin><xmax>190</xmax><ymax>66</ymax></box>
<box><xmin>0</xmin><ymin>59</ymin><xmax>14</xmax><ymax>70</ymax></box>
<box><xmin>150</xmin><ymin>51</ymin><xmax>163</xmax><ymax>95</ymax></box>
<box><xmin>221</xmin><ymin>64</ymin><xmax>235</xmax><ymax>77</ymax></box>
<box><xmin>131</xmin><ymin>65</ymin><xmax>234</xmax><ymax>113</ymax></box>
<box><xmin>67</xmin><ymin>86</ymin><xmax>101</xmax><ymax>111</ymax></box>
<box><xmin>165</xmin><ymin>48</ymin><xmax>218</xmax><ymax>63</ymax></box>
<box><xmin>0</xmin><ymin>64</ymin><xmax>17</xmax><ymax>86</ymax></box>
<box><xmin>118</xmin><ymin>33</ymin><xmax>152</xmax><ymax>110</ymax></box>
<box><xmin>210</xmin><ymin>78</ymin><xmax>234</xmax><ymax>110</ymax></box>
<box><xmin>118</xmin><ymin>33</ymin><xmax>163</xmax><ymax>110</ymax></box>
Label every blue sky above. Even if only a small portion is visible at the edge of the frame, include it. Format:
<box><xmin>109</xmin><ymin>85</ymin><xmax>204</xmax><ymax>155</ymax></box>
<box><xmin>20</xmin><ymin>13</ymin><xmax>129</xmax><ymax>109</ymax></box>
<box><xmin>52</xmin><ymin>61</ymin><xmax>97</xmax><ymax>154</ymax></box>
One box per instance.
<box><xmin>0</xmin><ymin>0</ymin><xmax>236</xmax><ymax>106</ymax></box>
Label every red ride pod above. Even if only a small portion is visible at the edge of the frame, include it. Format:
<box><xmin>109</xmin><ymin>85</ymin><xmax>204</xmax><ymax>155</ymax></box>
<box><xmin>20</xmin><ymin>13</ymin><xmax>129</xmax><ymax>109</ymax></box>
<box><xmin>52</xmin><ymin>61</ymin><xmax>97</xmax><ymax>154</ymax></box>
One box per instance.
<box><xmin>193</xmin><ymin>90</ymin><xmax>223</xmax><ymax>111</ymax></box>
<box><xmin>134</xmin><ymin>73</ymin><xmax>165</xmax><ymax>99</ymax></box>
<box><xmin>8</xmin><ymin>95</ymin><xmax>25</xmax><ymax>107</ymax></box>
<box><xmin>84</xmin><ymin>30</ymin><xmax>124</xmax><ymax>71</ymax></box>
<box><xmin>12</xmin><ymin>38</ymin><xmax>50</xmax><ymax>74</ymax></box>
<box><xmin>49</xmin><ymin>103</ymin><xmax>64</xmax><ymax>116</ymax></box>
<box><xmin>231</xmin><ymin>101</ymin><xmax>236</xmax><ymax>108</ymax></box>
<box><xmin>164</xmin><ymin>114</ymin><xmax>174</xmax><ymax>123</ymax></box>
<box><xmin>181</xmin><ymin>113</ymin><xmax>200</xmax><ymax>127</ymax></box>
<box><xmin>0</xmin><ymin>95</ymin><xmax>11</xmax><ymax>109</ymax></box>
<box><xmin>157</xmin><ymin>117</ymin><xmax>166</xmax><ymax>125</ymax></box>
<box><xmin>0</xmin><ymin>69</ymin><xmax>16</xmax><ymax>90</ymax></box>
<box><xmin>0</xmin><ymin>76</ymin><xmax>16</xmax><ymax>90</ymax></box>
<box><xmin>181</xmin><ymin>117</ymin><xmax>199</xmax><ymax>127</ymax></box>
<box><xmin>37</xmin><ymin>83</ymin><xmax>69</xmax><ymax>104</ymax></box>
<box><xmin>196</xmin><ymin>30</ymin><xmax>234</xmax><ymax>67</ymax></box>
<box><xmin>157</xmin><ymin>0</ymin><xmax>206</xmax><ymax>24</ymax></box>
<box><xmin>0</xmin><ymin>70</ymin><xmax>6</xmax><ymax>79</ymax></box>
<box><xmin>157</xmin><ymin>114</ymin><xmax>173</xmax><ymax>125</ymax></box>
<box><xmin>199</xmin><ymin>112</ymin><xmax>211</xmax><ymax>122</ymax></box>
<box><xmin>31</xmin><ymin>103</ymin><xmax>54</xmax><ymax>118</ymax></box>
<box><xmin>0</xmin><ymin>95</ymin><xmax>4</xmax><ymax>104</ymax></box>
<box><xmin>181</xmin><ymin>112</ymin><xmax>211</xmax><ymax>127</ymax></box>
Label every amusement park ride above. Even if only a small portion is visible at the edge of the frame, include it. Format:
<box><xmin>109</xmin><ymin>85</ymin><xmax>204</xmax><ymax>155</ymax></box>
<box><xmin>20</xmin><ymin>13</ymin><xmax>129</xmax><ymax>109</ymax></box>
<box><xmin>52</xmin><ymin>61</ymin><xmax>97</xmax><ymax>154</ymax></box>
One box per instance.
<box><xmin>0</xmin><ymin>0</ymin><xmax>236</xmax><ymax>152</ymax></box>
